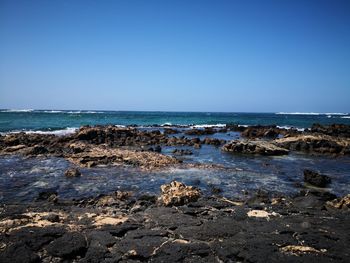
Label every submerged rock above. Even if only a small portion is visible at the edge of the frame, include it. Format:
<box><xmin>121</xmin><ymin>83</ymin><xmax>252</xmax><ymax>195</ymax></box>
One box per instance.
<box><xmin>203</xmin><ymin>137</ymin><xmax>225</xmax><ymax>146</ymax></box>
<box><xmin>64</xmin><ymin>168</ymin><xmax>81</xmax><ymax>177</ymax></box>
<box><xmin>172</xmin><ymin>149</ymin><xmax>193</xmax><ymax>155</ymax></box>
<box><xmin>303</xmin><ymin>169</ymin><xmax>331</xmax><ymax>187</ymax></box>
<box><xmin>222</xmin><ymin>140</ymin><xmax>289</xmax><ymax>155</ymax></box>
<box><xmin>158</xmin><ymin>181</ymin><xmax>201</xmax><ymax>206</ymax></box>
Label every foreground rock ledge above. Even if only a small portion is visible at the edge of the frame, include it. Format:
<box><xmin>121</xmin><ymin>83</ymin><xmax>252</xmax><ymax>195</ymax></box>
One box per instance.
<box><xmin>0</xmin><ymin>188</ymin><xmax>349</xmax><ymax>263</ymax></box>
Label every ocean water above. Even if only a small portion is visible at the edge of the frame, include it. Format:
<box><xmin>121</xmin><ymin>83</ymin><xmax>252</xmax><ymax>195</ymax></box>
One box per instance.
<box><xmin>1</xmin><ymin>109</ymin><xmax>350</xmax><ymax>134</ymax></box>
<box><xmin>1</xmin><ymin>109</ymin><xmax>350</xmax><ymax>203</ymax></box>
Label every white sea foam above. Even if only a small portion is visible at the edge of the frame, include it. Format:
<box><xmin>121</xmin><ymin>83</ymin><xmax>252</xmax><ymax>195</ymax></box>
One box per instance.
<box><xmin>276</xmin><ymin>125</ymin><xmax>305</xmax><ymax>131</ymax></box>
<box><xmin>0</xmin><ymin>127</ymin><xmax>78</xmax><ymax>136</ymax></box>
<box><xmin>1</xmin><ymin>109</ymin><xmax>34</xmax><ymax>113</ymax></box>
<box><xmin>42</xmin><ymin>110</ymin><xmax>64</xmax><ymax>113</ymax></box>
<box><xmin>276</xmin><ymin>112</ymin><xmax>348</xmax><ymax>116</ymax></box>
<box><xmin>27</xmin><ymin>127</ymin><xmax>78</xmax><ymax>136</ymax></box>
<box><xmin>191</xmin><ymin>124</ymin><xmax>226</xmax><ymax>128</ymax></box>
<box><xmin>341</xmin><ymin>116</ymin><xmax>350</xmax><ymax>119</ymax></box>
<box><xmin>160</xmin><ymin>122</ymin><xmax>173</xmax><ymax>126</ymax></box>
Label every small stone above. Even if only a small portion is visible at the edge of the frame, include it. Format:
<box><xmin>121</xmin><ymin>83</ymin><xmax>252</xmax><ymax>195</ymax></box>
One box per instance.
<box><xmin>64</xmin><ymin>168</ymin><xmax>81</xmax><ymax>177</ymax></box>
<box><xmin>43</xmin><ymin>213</ymin><xmax>60</xmax><ymax>223</ymax></box>
<box><xmin>303</xmin><ymin>169</ymin><xmax>331</xmax><ymax>187</ymax></box>
<box><xmin>158</xmin><ymin>181</ymin><xmax>201</xmax><ymax>206</ymax></box>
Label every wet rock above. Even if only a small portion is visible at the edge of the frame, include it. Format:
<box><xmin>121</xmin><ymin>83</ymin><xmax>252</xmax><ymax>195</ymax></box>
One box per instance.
<box><xmin>158</xmin><ymin>181</ymin><xmax>201</xmax><ymax>206</ymax></box>
<box><xmin>184</xmin><ymin>127</ymin><xmax>216</xmax><ymax>136</ymax></box>
<box><xmin>241</xmin><ymin>125</ymin><xmax>280</xmax><ymax>139</ymax></box>
<box><xmin>275</xmin><ymin>134</ymin><xmax>350</xmax><ymax>155</ymax></box>
<box><xmin>64</xmin><ymin>167</ymin><xmax>81</xmax><ymax>177</ymax></box>
<box><xmin>163</xmin><ymin>128</ymin><xmax>179</xmax><ymax>135</ymax></box>
<box><xmin>226</xmin><ymin>124</ymin><xmax>246</xmax><ymax>132</ymax></box>
<box><xmin>310</xmin><ymin>123</ymin><xmax>350</xmax><ymax>138</ymax></box>
<box><xmin>222</xmin><ymin>140</ymin><xmax>289</xmax><ymax>155</ymax></box>
<box><xmin>203</xmin><ymin>137</ymin><xmax>225</xmax><ymax>146</ymax></box>
<box><xmin>292</xmin><ymin>191</ymin><xmax>335</xmax><ymax>210</ymax></box>
<box><xmin>23</xmin><ymin>145</ymin><xmax>49</xmax><ymax>156</ymax></box>
<box><xmin>326</xmin><ymin>194</ymin><xmax>350</xmax><ymax>210</ymax></box>
<box><xmin>154</xmin><ymin>145</ymin><xmax>162</xmax><ymax>153</ymax></box>
<box><xmin>304</xmin><ymin>169</ymin><xmax>331</xmax><ymax>187</ymax></box>
<box><xmin>45</xmin><ymin>232</ymin><xmax>87</xmax><ymax>258</ymax></box>
<box><xmin>194</xmin><ymin>143</ymin><xmax>201</xmax><ymax>149</ymax></box>
<box><xmin>208</xmin><ymin>184</ymin><xmax>222</xmax><ymax>194</ymax></box>
<box><xmin>37</xmin><ymin>190</ymin><xmax>58</xmax><ymax>202</ymax></box>
<box><xmin>172</xmin><ymin>149</ymin><xmax>193</xmax><ymax>155</ymax></box>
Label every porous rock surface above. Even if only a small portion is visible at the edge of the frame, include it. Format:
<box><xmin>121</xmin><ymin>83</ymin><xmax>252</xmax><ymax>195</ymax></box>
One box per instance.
<box><xmin>158</xmin><ymin>181</ymin><xmax>201</xmax><ymax>206</ymax></box>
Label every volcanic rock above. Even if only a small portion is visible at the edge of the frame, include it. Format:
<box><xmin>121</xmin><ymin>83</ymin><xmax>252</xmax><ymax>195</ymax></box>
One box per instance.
<box><xmin>45</xmin><ymin>232</ymin><xmax>87</xmax><ymax>258</ymax></box>
<box><xmin>222</xmin><ymin>140</ymin><xmax>289</xmax><ymax>155</ymax></box>
<box><xmin>184</xmin><ymin>128</ymin><xmax>216</xmax><ymax>136</ymax></box>
<box><xmin>303</xmin><ymin>169</ymin><xmax>331</xmax><ymax>187</ymax></box>
<box><xmin>64</xmin><ymin>168</ymin><xmax>81</xmax><ymax>177</ymax></box>
<box><xmin>275</xmin><ymin>134</ymin><xmax>350</xmax><ymax>155</ymax></box>
<box><xmin>310</xmin><ymin>123</ymin><xmax>350</xmax><ymax>138</ymax></box>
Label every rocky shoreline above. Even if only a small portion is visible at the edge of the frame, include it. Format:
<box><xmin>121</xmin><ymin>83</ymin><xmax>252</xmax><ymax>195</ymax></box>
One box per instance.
<box><xmin>0</xmin><ymin>123</ymin><xmax>350</xmax><ymax>262</ymax></box>
<box><xmin>0</xmin><ymin>181</ymin><xmax>349</xmax><ymax>262</ymax></box>
<box><xmin>1</xmin><ymin>123</ymin><xmax>349</xmax><ymax>169</ymax></box>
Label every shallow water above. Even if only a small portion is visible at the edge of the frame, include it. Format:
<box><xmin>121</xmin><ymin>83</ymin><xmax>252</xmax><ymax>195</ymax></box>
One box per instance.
<box><xmin>1</xmin><ymin>140</ymin><xmax>349</xmax><ymax>203</ymax></box>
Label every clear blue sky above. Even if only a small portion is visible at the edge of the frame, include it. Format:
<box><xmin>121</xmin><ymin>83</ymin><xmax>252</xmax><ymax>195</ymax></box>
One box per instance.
<box><xmin>0</xmin><ymin>0</ymin><xmax>349</xmax><ymax>112</ymax></box>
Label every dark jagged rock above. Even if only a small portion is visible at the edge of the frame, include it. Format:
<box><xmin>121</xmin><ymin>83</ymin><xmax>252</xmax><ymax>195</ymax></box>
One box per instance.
<box><xmin>0</xmin><ymin>243</ymin><xmax>40</xmax><ymax>263</ymax></box>
<box><xmin>37</xmin><ymin>190</ymin><xmax>58</xmax><ymax>202</ymax></box>
<box><xmin>154</xmin><ymin>145</ymin><xmax>162</xmax><ymax>153</ymax></box>
<box><xmin>0</xmin><ymin>187</ymin><xmax>349</xmax><ymax>262</ymax></box>
<box><xmin>42</xmin><ymin>213</ymin><xmax>60</xmax><ymax>223</ymax></box>
<box><xmin>310</xmin><ymin>123</ymin><xmax>350</xmax><ymax>138</ymax></box>
<box><xmin>275</xmin><ymin>134</ymin><xmax>350</xmax><ymax>155</ymax></box>
<box><xmin>222</xmin><ymin>140</ymin><xmax>289</xmax><ymax>155</ymax></box>
<box><xmin>163</xmin><ymin>128</ymin><xmax>179</xmax><ymax>135</ymax></box>
<box><xmin>184</xmin><ymin>127</ymin><xmax>216</xmax><ymax>136</ymax></box>
<box><xmin>226</xmin><ymin>124</ymin><xmax>246</xmax><ymax>132</ymax></box>
<box><xmin>64</xmin><ymin>167</ymin><xmax>81</xmax><ymax>177</ymax></box>
<box><xmin>303</xmin><ymin>169</ymin><xmax>331</xmax><ymax>187</ymax></box>
<box><xmin>203</xmin><ymin>137</ymin><xmax>225</xmax><ymax>146</ymax></box>
<box><xmin>45</xmin><ymin>232</ymin><xmax>87</xmax><ymax>258</ymax></box>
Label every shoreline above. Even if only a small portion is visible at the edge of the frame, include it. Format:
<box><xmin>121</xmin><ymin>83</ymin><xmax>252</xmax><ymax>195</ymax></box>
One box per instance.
<box><xmin>0</xmin><ymin>123</ymin><xmax>349</xmax><ymax>262</ymax></box>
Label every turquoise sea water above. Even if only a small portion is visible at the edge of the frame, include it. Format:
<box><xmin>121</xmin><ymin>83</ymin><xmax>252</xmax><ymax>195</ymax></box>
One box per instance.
<box><xmin>1</xmin><ymin>110</ymin><xmax>350</xmax><ymax>133</ymax></box>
